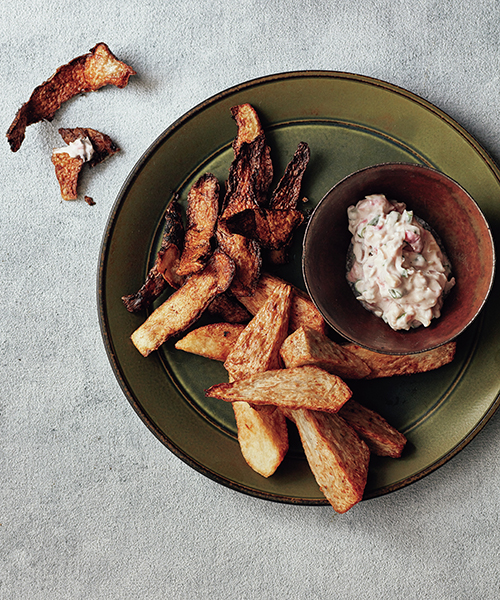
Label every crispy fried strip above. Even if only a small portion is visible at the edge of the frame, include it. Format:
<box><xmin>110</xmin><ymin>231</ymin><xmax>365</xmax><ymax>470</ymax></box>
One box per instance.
<box><xmin>177</xmin><ymin>173</ymin><xmax>220</xmax><ymax>277</ymax></box>
<box><xmin>222</xmin><ymin>207</ymin><xmax>304</xmax><ymax>250</ymax></box>
<box><xmin>283</xmin><ymin>408</ymin><xmax>370</xmax><ymax>513</ymax></box>
<box><xmin>280</xmin><ymin>326</ymin><xmax>371</xmax><ymax>380</ymax></box>
<box><xmin>58</xmin><ymin>127</ymin><xmax>119</xmax><ymax>167</ymax></box>
<box><xmin>238</xmin><ymin>273</ymin><xmax>326</xmax><ymax>334</ymax></box>
<box><xmin>338</xmin><ymin>400</ymin><xmax>407</xmax><ymax>458</ymax></box>
<box><xmin>131</xmin><ymin>249</ymin><xmax>234</xmax><ymax>356</ymax></box>
<box><xmin>7</xmin><ymin>43</ymin><xmax>135</xmax><ymax>152</ymax></box>
<box><xmin>268</xmin><ymin>141</ymin><xmax>310</xmax><ymax>264</ymax></box>
<box><xmin>206</xmin><ymin>365</ymin><xmax>352</xmax><ymax>413</ymax></box>
<box><xmin>122</xmin><ymin>199</ymin><xmax>184</xmax><ymax>313</ymax></box>
<box><xmin>175</xmin><ymin>323</ymin><xmax>245</xmax><ymax>361</ymax></box>
<box><xmin>343</xmin><ymin>341</ymin><xmax>457</xmax><ymax>379</ymax></box>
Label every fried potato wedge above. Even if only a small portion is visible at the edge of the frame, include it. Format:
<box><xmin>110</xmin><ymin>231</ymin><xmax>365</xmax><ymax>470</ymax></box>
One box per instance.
<box><xmin>131</xmin><ymin>249</ymin><xmax>234</xmax><ymax>356</ymax></box>
<box><xmin>7</xmin><ymin>43</ymin><xmax>135</xmax><ymax>152</ymax></box>
<box><xmin>343</xmin><ymin>341</ymin><xmax>457</xmax><ymax>379</ymax></box>
<box><xmin>122</xmin><ymin>199</ymin><xmax>185</xmax><ymax>312</ymax></box>
<box><xmin>222</xmin><ymin>207</ymin><xmax>304</xmax><ymax>250</ymax></box>
<box><xmin>177</xmin><ymin>173</ymin><xmax>220</xmax><ymax>277</ymax></box>
<box><xmin>51</xmin><ymin>151</ymin><xmax>83</xmax><ymax>201</ymax></box>
<box><xmin>283</xmin><ymin>408</ymin><xmax>369</xmax><ymax>513</ymax></box>
<box><xmin>175</xmin><ymin>323</ymin><xmax>245</xmax><ymax>361</ymax></box>
<box><xmin>206</xmin><ymin>365</ymin><xmax>352</xmax><ymax>413</ymax></box>
<box><xmin>280</xmin><ymin>326</ymin><xmax>371</xmax><ymax>380</ymax></box>
<box><xmin>224</xmin><ymin>282</ymin><xmax>292</xmax><ymax>381</ymax></box>
<box><xmin>232</xmin><ymin>402</ymin><xmax>289</xmax><ymax>478</ymax></box>
<box><xmin>238</xmin><ymin>273</ymin><xmax>326</xmax><ymax>334</ymax></box>
<box><xmin>338</xmin><ymin>400</ymin><xmax>407</xmax><ymax>458</ymax></box>
<box><xmin>58</xmin><ymin>127</ymin><xmax>119</xmax><ymax>167</ymax></box>
<box><xmin>206</xmin><ymin>293</ymin><xmax>252</xmax><ymax>324</ymax></box>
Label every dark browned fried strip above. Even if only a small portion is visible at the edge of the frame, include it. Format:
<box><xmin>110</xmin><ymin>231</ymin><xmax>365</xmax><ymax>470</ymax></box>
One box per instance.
<box><xmin>177</xmin><ymin>173</ymin><xmax>220</xmax><ymax>277</ymax></box>
<box><xmin>122</xmin><ymin>199</ymin><xmax>184</xmax><ymax>313</ymax></box>
<box><xmin>7</xmin><ymin>43</ymin><xmax>135</xmax><ymax>152</ymax></box>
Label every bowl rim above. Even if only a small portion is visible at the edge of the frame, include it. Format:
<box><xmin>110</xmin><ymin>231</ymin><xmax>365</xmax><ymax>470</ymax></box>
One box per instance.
<box><xmin>302</xmin><ymin>161</ymin><xmax>496</xmax><ymax>355</ymax></box>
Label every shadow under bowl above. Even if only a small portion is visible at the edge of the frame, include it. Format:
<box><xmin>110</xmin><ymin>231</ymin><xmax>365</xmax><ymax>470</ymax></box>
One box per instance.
<box><xmin>302</xmin><ymin>163</ymin><xmax>496</xmax><ymax>354</ymax></box>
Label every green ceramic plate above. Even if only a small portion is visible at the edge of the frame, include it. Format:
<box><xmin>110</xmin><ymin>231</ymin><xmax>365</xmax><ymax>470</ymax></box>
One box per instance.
<box><xmin>98</xmin><ymin>71</ymin><xmax>500</xmax><ymax>505</ymax></box>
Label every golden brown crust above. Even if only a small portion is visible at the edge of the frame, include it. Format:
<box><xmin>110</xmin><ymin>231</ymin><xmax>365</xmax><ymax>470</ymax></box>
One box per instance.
<box><xmin>175</xmin><ymin>323</ymin><xmax>245</xmax><ymax>361</ymax></box>
<box><xmin>238</xmin><ymin>272</ymin><xmax>326</xmax><ymax>335</ymax></box>
<box><xmin>58</xmin><ymin>127</ymin><xmax>119</xmax><ymax>167</ymax></box>
<box><xmin>338</xmin><ymin>400</ymin><xmax>407</xmax><ymax>458</ymax></box>
<box><xmin>343</xmin><ymin>341</ymin><xmax>457</xmax><ymax>378</ymax></box>
<box><xmin>280</xmin><ymin>326</ymin><xmax>371</xmax><ymax>380</ymax></box>
<box><xmin>206</xmin><ymin>365</ymin><xmax>352</xmax><ymax>413</ymax></box>
<box><xmin>284</xmin><ymin>408</ymin><xmax>369</xmax><ymax>513</ymax></box>
<box><xmin>7</xmin><ymin>43</ymin><xmax>135</xmax><ymax>152</ymax></box>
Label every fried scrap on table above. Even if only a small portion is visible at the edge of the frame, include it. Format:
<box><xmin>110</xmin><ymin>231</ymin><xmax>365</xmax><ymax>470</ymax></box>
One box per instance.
<box><xmin>51</xmin><ymin>151</ymin><xmax>84</xmax><ymax>201</ymax></box>
<box><xmin>122</xmin><ymin>199</ymin><xmax>185</xmax><ymax>313</ymax></box>
<box><xmin>206</xmin><ymin>365</ymin><xmax>352</xmax><ymax>413</ymax></box>
<box><xmin>7</xmin><ymin>43</ymin><xmax>135</xmax><ymax>152</ymax></box>
<box><xmin>338</xmin><ymin>400</ymin><xmax>407</xmax><ymax>458</ymax></box>
<box><xmin>280</xmin><ymin>325</ymin><xmax>371</xmax><ymax>380</ymax></box>
<box><xmin>283</xmin><ymin>408</ymin><xmax>370</xmax><ymax>513</ymax></box>
<box><xmin>175</xmin><ymin>323</ymin><xmax>245</xmax><ymax>361</ymax></box>
<box><xmin>177</xmin><ymin>173</ymin><xmax>220</xmax><ymax>277</ymax></box>
<box><xmin>58</xmin><ymin>127</ymin><xmax>119</xmax><ymax>167</ymax></box>
<box><xmin>238</xmin><ymin>272</ymin><xmax>326</xmax><ymax>334</ymax></box>
<box><xmin>131</xmin><ymin>249</ymin><xmax>234</xmax><ymax>357</ymax></box>
<box><xmin>343</xmin><ymin>341</ymin><xmax>457</xmax><ymax>379</ymax></box>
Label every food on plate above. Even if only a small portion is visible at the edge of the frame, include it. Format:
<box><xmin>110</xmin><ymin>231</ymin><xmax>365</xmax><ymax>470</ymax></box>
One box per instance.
<box><xmin>175</xmin><ymin>323</ymin><xmax>245</xmax><ymax>361</ymax></box>
<box><xmin>51</xmin><ymin>127</ymin><xmax>119</xmax><ymax>201</ymax></box>
<box><xmin>7</xmin><ymin>43</ymin><xmax>135</xmax><ymax>152</ymax></box>
<box><xmin>343</xmin><ymin>341</ymin><xmax>457</xmax><ymax>379</ymax></box>
<box><xmin>206</xmin><ymin>365</ymin><xmax>352</xmax><ymax>413</ymax></box>
<box><xmin>222</xmin><ymin>205</ymin><xmax>305</xmax><ymax>250</ymax></box>
<box><xmin>125</xmin><ymin>103</ymin><xmax>456</xmax><ymax>512</ymax></box>
<box><xmin>346</xmin><ymin>194</ymin><xmax>456</xmax><ymax>331</ymax></box>
<box><xmin>237</xmin><ymin>272</ymin><xmax>326</xmax><ymax>335</ymax></box>
<box><xmin>267</xmin><ymin>141</ymin><xmax>311</xmax><ymax>264</ymax></box>
<box><xmin>206</xmin><ymin>293</ymin><xmax>252</xmax><ymax>323</ymax></box>
<box><xmin>177</xmin><ymin>174</ymin><xmax>220</xmax><ymax>277</ymax></box>
<box><xmin>338</xmin><ymin>400</ymin><xmax>407</xmax><ymax>458</ymax></box>
<box><xmin>222</xmin><ymin>282</ymin><xmax>292</xmax><ymax>475</ymax></box>
<box><xmin>232</xmin><ymin>401</ymin><xmax>289</xmax><ymax>478</ymax></box>
<box><xmin>224</xmin><ymin>282</ymin><xmax>292</xmax><ymax>382</ymax></box>
<box><xmin>283</xmin><ymin>408</ymin><xmax>370</xmax><ymax>513</ymax></box>
<box><xmin>280</xmin><ymin>325</ymin><xmax>371</xmax><ymax>380</ymax></box>
<box><xmin>131</xmin><ymin>249</ymin><xmax>234</xmax><ymax>357</ymax></box>
<box><xmin>122</xmin><ymin>199</ymin><xmax>185</xmax><ymax>312</ymax></box>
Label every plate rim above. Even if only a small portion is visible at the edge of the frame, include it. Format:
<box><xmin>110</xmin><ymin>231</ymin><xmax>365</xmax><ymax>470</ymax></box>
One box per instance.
<box><xmin>97</xmin><ymin>69</ymin><xmax>500</xmax><ymax>505</ymax></box>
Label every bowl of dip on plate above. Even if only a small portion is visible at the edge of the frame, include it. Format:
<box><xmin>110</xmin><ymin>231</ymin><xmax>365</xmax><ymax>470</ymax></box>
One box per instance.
<box><xmin>302</xmin><ymin>162</ymin><xmax>495</xmax><ymax>355</ymax></box>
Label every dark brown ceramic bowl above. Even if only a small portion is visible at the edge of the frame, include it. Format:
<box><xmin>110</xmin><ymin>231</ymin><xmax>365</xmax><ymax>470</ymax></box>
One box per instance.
<box><xmin>303</xmin><ymin>162</ymin><xmax>495</xmax><ymax>354</ymax></box>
